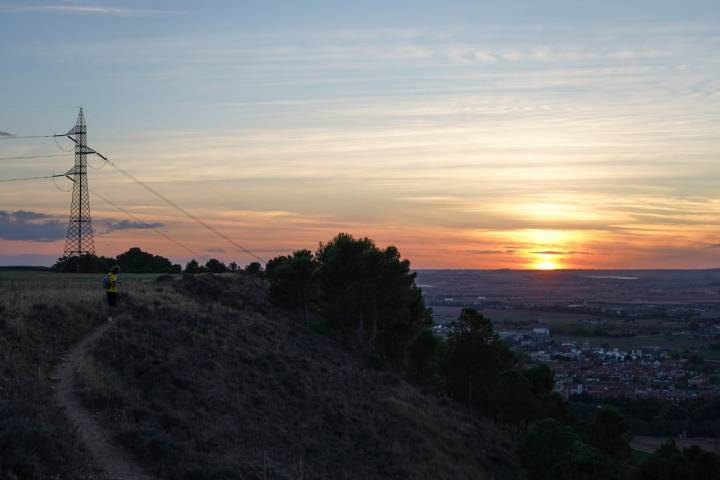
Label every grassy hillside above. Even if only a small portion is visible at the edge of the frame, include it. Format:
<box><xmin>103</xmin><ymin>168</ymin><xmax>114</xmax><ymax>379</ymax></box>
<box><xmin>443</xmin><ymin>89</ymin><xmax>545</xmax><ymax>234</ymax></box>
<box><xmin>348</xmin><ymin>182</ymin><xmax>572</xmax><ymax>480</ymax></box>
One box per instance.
<box><xmin>76</xmin><ymin>273</ymin><xmax>523</xmax><ymax>480</ymax></box>
<box><xmin>0</xmin><ymin>273</ymin><xmax>104</xmax><ymax>478</ymax></box>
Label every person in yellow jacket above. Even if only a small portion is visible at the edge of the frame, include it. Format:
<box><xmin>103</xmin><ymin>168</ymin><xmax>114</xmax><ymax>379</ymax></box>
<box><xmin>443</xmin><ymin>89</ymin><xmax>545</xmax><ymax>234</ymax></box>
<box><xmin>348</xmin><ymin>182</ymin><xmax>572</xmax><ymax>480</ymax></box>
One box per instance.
<box><xmin>104</xmin><ymin>265</ymin><xmax>121</xmax><ymax>321</ymax></box>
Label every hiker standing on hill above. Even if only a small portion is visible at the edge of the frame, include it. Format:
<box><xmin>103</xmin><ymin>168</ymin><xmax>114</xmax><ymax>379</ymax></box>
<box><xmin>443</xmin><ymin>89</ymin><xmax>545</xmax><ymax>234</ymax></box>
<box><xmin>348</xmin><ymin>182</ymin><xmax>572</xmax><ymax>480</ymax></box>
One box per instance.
<box><xmin>104</xmin><ymin>266</ymin><xmax>121</xmax><ymax>322</ymax></box>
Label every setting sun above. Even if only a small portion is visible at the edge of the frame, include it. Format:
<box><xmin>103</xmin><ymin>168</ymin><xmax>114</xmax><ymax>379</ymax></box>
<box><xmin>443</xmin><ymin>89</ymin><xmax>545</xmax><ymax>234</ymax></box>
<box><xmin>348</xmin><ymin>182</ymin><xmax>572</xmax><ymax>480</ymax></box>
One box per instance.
<box><xmin>534</xmin><ymin>260</ymin><xmax>559</xmax><ymax>270</ymax></box>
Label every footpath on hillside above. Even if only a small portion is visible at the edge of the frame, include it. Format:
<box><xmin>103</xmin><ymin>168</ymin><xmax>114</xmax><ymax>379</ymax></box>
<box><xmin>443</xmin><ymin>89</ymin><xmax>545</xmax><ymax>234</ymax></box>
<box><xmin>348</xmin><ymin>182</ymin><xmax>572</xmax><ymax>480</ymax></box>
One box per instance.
<box><xmin>52</xmin><ymin>320</ymin><xmax>156</xmax><ymax>480</ymax></box>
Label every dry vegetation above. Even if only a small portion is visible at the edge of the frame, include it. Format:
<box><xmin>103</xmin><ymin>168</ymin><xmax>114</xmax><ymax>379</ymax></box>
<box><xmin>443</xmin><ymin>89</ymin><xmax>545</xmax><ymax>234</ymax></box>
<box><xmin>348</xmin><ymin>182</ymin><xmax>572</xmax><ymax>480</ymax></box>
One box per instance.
<box><xmin>0</xmin><ymin>272</ymin><xmax>522</xmax><ymax>479</ymax></box>
<box><xmin>0</xmin><ymin>273</ymin><xmax>108</xmax><ymax>479</ymax></box>
<box><xmin>75</xmin><ymin>274</ymin><xmax>522</xmax><ymax>480</ymax></box>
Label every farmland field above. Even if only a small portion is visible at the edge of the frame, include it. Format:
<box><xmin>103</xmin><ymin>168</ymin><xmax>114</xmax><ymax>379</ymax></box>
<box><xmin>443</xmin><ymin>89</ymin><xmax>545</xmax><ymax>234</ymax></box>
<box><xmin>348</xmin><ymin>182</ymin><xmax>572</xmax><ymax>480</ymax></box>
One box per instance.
<box><xmin>431</xmin><ymin>305</ymin><xmax>596</xmax><ymax>326</ymax></box>
<box><xmin>631</xmin><ymin>436</ymin><xmax>720</xmax><ymax>455</ymax></box>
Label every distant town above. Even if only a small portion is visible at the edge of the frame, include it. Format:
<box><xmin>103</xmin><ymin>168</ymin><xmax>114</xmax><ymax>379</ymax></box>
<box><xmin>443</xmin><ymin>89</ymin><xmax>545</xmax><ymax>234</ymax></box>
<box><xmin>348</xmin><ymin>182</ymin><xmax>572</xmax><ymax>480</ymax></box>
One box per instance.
<box><xmin>418</xmin><ymin>269</ymin><xmax>720</xmax><ymax>402</ymax></box>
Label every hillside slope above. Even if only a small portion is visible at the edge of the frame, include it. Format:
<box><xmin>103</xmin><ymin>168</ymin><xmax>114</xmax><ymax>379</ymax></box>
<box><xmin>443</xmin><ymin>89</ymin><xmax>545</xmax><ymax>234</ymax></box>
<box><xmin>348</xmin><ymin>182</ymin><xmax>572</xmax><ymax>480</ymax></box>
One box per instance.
<box><xmin>0</xmin><ymin>275</ymin><xmax>102</xmax><ymax>479</ymax></box>
<box><xmin>77</xmin><ymin>273</ymin><xmax>523</xmax><ymax>480</ymax></box>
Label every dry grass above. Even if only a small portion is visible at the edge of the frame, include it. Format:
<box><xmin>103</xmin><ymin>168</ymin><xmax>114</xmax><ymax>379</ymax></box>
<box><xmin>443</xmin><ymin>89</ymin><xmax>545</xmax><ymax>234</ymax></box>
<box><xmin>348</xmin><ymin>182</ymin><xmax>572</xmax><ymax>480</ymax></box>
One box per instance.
<box><xmin>78</xmin><ymin>273</ymin><xmax>523</xmax><ymax>480</ymax></box>
<box><xmin>0</xmin><ymin>271</ymin><xmax>523</xmax><ymax>479</ymax></box>
<box><xmin>0</xmin><ymin>272</ymin><xmax>113</xmax><ymax>479</ymax></box>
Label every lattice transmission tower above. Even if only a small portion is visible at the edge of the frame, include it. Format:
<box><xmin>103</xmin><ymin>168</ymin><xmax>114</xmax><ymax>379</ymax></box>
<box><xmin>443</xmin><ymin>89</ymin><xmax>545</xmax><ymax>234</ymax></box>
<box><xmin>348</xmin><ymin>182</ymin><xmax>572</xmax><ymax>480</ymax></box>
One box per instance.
<box><xmin>62</xmin><ymin>108</ymin><xmax>96</xmax><ymax>259</ymax></box>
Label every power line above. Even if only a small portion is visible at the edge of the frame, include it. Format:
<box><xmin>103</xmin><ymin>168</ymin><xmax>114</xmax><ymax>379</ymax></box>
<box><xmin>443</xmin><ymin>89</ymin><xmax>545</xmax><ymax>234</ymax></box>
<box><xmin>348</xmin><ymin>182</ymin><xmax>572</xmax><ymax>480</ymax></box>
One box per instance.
<box><xmin>53</xmin><ymin>135</ymin><xmax>73</xmax><ymax>152</ymax></box>
<box><xmin>0</xmin><ymin>153</ymin><xmax>72</xmax><ymax>161</ymax></box>
<box><xmin>0</xmin><ymin>134</ymin><xmax>63</xmax><ymax>140</ymax></box>
<box><xmin>0</xmin><ymin>166</ymin><xmax>207</xmax><ymax>260</ymax></box>
<box><xmin>90</xmin><ymin>188</ymin><xmax>206</xmax><ymax>261</ymax></box>
<box><xmin>82</xmin><ymin>148</ymin><xmax>267</xmax><ymax>263</ymax></box>
<box><xmin>0</xmin><ymin>173</ymin><xmax>66</xmax><ymax>182</ymax></box>
<box><xmin>109</xmin><ymin>159</ymin><xmax>267</xmax><ymax>263</ymax></box>
<box><xmin>0</xmin><ymin>125</ymin><xmax>267</xmax><ymax>263</ymax></box>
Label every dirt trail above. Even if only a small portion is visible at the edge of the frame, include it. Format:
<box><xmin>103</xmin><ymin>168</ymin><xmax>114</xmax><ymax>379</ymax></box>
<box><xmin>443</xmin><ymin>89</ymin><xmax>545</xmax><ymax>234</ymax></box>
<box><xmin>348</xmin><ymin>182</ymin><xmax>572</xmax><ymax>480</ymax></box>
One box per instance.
<box><xmin>53</xmin><ymin>321</ymin><xmax>156</xmax><ymax>480</ymax></box>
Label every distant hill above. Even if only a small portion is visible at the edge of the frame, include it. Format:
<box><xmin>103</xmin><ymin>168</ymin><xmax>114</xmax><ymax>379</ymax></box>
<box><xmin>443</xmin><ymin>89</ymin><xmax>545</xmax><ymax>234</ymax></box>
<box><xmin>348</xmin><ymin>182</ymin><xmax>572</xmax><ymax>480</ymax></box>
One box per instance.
<box><xmin>76</xmin><ymin>273</ymin><xmax>523</xmax><ymax>479</ymax></box>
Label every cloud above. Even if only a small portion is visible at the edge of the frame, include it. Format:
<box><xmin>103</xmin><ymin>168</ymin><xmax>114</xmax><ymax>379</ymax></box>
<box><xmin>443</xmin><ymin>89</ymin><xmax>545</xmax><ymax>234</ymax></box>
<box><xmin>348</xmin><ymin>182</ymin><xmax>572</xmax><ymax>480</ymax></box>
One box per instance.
<box><xmin>103</xmin><ymin>219</ymin><xmax>163</xmax><ymax>233</ymax></box>
<box><xmin>0</xmin><ymin>130</ymin><xmax>13</xmax><ymax>137</ymax></box>
<box><xmin>205</xmin><ymin>247</ymin><xmax>225</xmax><ymax>253</ymax></box>
<box><xmin>0</xmin><ymin>4</ymin><xmax>185</xmax><ymax>17</ymax></box>
<box><xmin>0</xmin><ymin>211</ymin><xmax>163</xmax><ymax>242</ymax></box>
<box><xmin>467</xmin><ymin>249</ymin><xmax>515</xmax><ymax>255</ymax></box>
<box><xmin>531</xmin><ymin>250</ymin><xmax>592</xmax><ymax>255</ymax></box>
<box><xmin>0</xmin><ymin>210</ymin><xmax>66</xmax><ymax>242</ymax></box>
<box><xmin>13</xmin><ymin>210</ymin><xmax>54</xmax><ymax>221</ymax></box>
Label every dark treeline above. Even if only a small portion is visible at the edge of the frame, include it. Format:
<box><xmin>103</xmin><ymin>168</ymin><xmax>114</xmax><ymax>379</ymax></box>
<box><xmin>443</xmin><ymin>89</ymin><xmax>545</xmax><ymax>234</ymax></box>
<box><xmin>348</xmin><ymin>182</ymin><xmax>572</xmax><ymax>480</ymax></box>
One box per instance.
<box><xmin>183</xmin><ymin>258</ymin><xmax>263</xmax><ymax>274</ymax></box>
<box><xmin>266</xmin><ymin>233</ymin><xmax>720</xmax><ymax>480</ymax></box>
<box><xmin>572</xmin><ymin>394</ymin><xmax>720</xmax><ymax>437</ymax></box>
<box><xmin>53</xmin><ymin>247</ymin><xmax>262</xmax><ymax>275</ymax></box>
<box><xmin>54</xmin><ymin>248</ymin><xmax>181</xmax><ymax>273</ymax></box>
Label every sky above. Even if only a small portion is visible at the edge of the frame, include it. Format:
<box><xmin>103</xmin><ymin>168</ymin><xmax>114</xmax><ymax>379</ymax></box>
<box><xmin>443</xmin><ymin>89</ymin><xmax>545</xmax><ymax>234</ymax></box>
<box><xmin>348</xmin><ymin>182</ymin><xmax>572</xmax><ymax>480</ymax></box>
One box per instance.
<box><xmin>1</xmin><ymin>0</ymin><xmax>719</xmax><ymax>269</ymax></box>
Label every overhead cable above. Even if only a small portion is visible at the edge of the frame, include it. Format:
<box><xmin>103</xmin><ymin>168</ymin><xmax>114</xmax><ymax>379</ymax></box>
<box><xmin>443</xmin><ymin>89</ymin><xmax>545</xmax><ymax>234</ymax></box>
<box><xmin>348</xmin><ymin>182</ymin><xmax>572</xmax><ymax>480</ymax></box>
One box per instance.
<box><xmin>0</xmin><ymin>173</ymin><xmax>66</xmax><ymax>182</ymax></box>
<box><xmin>83</xmin><ymin>148</ymin><xmax>267</xmax><ymax>263</ymax></box>
<box><xmin>90</xmin><ymin>188</ymin><xmax>206</xmax><ymax>261</ymax></box>
<box><xmin>0</xmin><ymin>153</ymin><xmax>72</xmax><ymax>161</ymax></box>
<box><xmin>0</xmin><ymin>134</ymin><xmax>64</xmax><ymax>140</ymax></box>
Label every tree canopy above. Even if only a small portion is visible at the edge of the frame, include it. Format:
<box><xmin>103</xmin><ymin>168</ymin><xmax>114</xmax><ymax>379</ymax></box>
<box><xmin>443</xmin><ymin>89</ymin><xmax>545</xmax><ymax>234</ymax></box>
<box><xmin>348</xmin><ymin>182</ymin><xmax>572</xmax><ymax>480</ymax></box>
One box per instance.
<box><xmin>265</xmin><ymin>233</ymin><xmax>430</xmax><ymax>363</ymax></box>
<box><xmin>53</xmin><ymin>248</ymin><xmax>181</xmax><ymax>273</ymax></box>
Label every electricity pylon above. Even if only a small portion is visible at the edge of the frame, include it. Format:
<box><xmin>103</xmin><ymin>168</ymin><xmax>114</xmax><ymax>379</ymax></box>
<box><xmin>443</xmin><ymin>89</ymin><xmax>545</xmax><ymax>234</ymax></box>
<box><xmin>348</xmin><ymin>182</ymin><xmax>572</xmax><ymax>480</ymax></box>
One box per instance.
<box><xmin>62</xmin><ymin>108</ymin><xmax>96</xmax><ymax>260</ymax></box>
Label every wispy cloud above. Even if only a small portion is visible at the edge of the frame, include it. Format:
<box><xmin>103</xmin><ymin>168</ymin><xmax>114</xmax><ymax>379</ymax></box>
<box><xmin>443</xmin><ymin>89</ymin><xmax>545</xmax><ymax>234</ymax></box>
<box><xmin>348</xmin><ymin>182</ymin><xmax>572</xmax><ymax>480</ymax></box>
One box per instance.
<box><xmin>103</xmin><ymin>219</ymin><xmax>163</xmax><ymax>233</ymax></box>
<box><xmin>467</xmin><ymin>249</ymin><xmax>516</xmax><ymax>255</ymax></box>
<box><xmin>0</xmin><ymin>131</ymin><xmax>14</xmax><ymax>137</ymax></box>
<box><xmin>531</xmin><ymin>250</ymin><xmax>592</xmax><ymax>255</ymax></box>
<box><xmin>1</xmin><ymin>4</ymin><xmax>186</xmax><ymax>17</ymax></box>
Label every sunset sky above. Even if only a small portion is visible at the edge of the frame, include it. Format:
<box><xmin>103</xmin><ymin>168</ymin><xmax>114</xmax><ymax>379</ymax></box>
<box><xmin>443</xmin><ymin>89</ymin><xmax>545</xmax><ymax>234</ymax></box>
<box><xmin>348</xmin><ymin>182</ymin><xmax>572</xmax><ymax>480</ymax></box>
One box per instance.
<box><xmin>1</xmin><ymin>0</ymin><xmax>719</xmax><ymax>269</ymax></box>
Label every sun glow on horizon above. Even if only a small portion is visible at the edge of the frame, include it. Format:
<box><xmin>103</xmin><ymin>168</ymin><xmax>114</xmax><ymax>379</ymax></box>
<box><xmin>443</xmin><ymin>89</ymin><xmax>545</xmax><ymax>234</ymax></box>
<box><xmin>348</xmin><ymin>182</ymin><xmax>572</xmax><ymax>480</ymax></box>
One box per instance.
<box><xmin>534</xmin><ymin>260</ymin><xmax>559</xmax><ymax>270</ymax></box>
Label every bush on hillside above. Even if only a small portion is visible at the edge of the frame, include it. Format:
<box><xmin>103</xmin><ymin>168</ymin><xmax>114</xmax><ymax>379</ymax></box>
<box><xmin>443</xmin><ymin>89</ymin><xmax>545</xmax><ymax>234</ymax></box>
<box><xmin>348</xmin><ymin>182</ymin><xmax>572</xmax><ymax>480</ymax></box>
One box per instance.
<box><xmin>204</xmin><ymin>258</ymin><xmax>228</xmax><ymax>273</ymax></box>
<box><xmin>244</xmin><ymin>261</ymin><xmax>263</xmax><ymax>275</ymax></box>
<box><xmin>183</xmin><ymin>258</ymin><xmax>206</xmax><ymax>274</ymax></box>
<box><xmin>518</xmin><ymin>418</ymin><xmax>621</xmax><ymax>480</ymax></box>
<box><xmin>117</xmin><ymin>247</ymin><xmax>181</xmax><ymax>273</ymax></box>
<box><xmin>405</xmin><ymin>327</ymin><xmax>444</xmax><ymax>384</ymax></box>
<box><xmin>587</xmin><ymin>406</ymin><xmax>632</xmax><ymax>458</ymax></box>
<box><xmin>631</xmin><ymin>440</ymin><xmax>720</xmax><ymax>480</ymax></box>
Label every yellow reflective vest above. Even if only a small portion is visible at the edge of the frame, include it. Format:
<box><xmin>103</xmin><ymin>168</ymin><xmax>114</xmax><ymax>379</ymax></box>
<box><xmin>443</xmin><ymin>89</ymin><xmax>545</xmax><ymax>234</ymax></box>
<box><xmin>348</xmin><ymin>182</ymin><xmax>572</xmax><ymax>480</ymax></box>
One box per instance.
<box><xmin>106</xmin><ymin>272</ymin><xmax>119</xmax><ymax>293</ymax></box>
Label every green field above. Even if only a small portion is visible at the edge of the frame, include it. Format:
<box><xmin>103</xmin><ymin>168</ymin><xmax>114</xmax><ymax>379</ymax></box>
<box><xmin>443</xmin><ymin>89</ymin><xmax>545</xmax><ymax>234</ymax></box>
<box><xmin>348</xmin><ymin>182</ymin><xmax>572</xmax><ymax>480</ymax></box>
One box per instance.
<box><xmin>554</xmin><ymin>334</ymin><xmax>712</xmax><ymax>351</ymax></box>
<box><xmin>430</xmin><ymin>304</ymin><xmax>719</xmax><ymax>357</ymax></box>
<box><xmin>431</xmin><ymin>305</ymin><xmax>595</xmax><ymax>326</ymax></box>
<box><xmin>631</xmin><ymin>436</ymin><xmax>720</xmax><ymax>455</ymax></box>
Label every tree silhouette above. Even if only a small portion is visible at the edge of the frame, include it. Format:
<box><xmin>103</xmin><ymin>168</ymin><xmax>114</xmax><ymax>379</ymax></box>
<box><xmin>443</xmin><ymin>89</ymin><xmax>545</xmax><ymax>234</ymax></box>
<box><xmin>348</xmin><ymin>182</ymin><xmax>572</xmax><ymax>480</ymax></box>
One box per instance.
<box><xmin>205</xmin><ymin>258</ymin><xmax>228</xmax><ymax>273</ymax></box>
<box><xmin>442</xmin><ymin>308</ymin><xmax>516</xmax><ymax>411</ymax></box>
<box><xmin>265</xmin><ymin>249</ymin><xmax>318</xmax><ymax>323</ymax></box>
<box><xmin>184</xmin><ymin>259</ymin><xmax>206</xmax><ymax>274</ymax></box>
<box><xmin>244</xmin><ymin>262</ymin><xmax>263</xmax><ymax>275</ymax></box>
